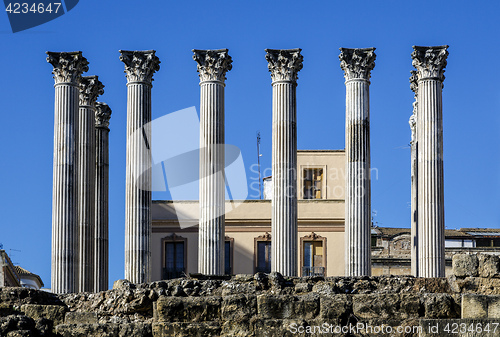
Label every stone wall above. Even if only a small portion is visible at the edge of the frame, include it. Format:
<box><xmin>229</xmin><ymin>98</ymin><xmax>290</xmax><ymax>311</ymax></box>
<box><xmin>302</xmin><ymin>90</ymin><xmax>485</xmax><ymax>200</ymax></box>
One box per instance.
<box><xmin>1</xmin><ymin>253</ymin><xmax>500</xmax><ymax>336</ymax></box>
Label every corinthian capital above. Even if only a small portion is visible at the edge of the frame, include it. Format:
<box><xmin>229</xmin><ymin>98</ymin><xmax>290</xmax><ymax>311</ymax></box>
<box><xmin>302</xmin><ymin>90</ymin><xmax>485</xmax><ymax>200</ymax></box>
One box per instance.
<box><xmin>79</xmin><ymin>76</ymin><xmax>104</xmax><ymax>106</ymax></box>
<box><xmin>95</xmin><ymin>102</ymin><xmax>112</xmax><ymax>129</ymax></box>
<box><xmin>192</xmin><ymin>49</ymin><xmax>232</xmax><ymax>83</ymax></box>
<box><xmin>119</xmin><ymin>50</ymin><xmax>160</xmax><ymax>84</ymax></box>
<box><xmin>46</xmin><ymin>51</ymin><xmax>89</xmax><ymax>85</ymax></box>
<box><xmin>339</xmin><ymin>47</ymin><xmax>376</xmax><ymax>81</ymax></box>
<box><xmin>265</xmin><ymin>48</ymin><xmax>303</xmax><ymax>83</ymax></box>
<box><xmin>411</xmin><ymin>45</ymin><xmax>448</xmax><ymax>82</ymax></box>
<box><xmin>409</xmin><ymin>70</ymin><xmax>418</xmax><ymax>95</ymax></box>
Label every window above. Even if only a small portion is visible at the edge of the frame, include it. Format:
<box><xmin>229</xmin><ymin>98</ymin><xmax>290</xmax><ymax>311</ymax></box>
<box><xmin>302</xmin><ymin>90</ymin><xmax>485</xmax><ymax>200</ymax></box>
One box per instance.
<box><xmin>303</xmin><ymin>168</ymin><xmax>323</xmax><ymax>199</ymax></box>
<box><xmin>162</xmin><ymin>234</ymin><xmax>187</xmax><ymax>279</ymax></box>
<box><xmin>254</xmin><ymin>232</ymin><xmax>271</xmax><ymax>273</ymax></box>
<box><xmin>300</xmin><ymin>233</ymin><xmax>326</xmax><ymax>277</ymax></box>
<box><xmin>225</xmin><ymin>236</ymin><xmax>234</xmax><ymax>275</ymax></box>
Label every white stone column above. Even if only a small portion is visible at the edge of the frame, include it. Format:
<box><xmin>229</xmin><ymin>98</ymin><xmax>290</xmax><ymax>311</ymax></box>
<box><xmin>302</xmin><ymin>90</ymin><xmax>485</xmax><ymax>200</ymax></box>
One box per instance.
<box><xmin>409</xmin><ymin>71</ymin><xmax>419</xmax><ymax>277</ymax></box>
<box><xmin>193</xmin><ymin>49</ymin><xmax>232</xmax><ymax>275</ymax></box>
<box><xmin>77</xmin><ymin>76</ymin><xmax>104</xmax><ymax>292</ymax></box>
<box><xmin>47</xmin><ymin>51</ymin><xmax>88</xmax><ymax>294</ymax></box>
<box><xmin>266</xmin><ymin>48</ymin><xmax>303</xmax><ymax>277</ymax></box>
<box><xmin>120</xmin><ymin>50</ymin><xmax>160</xmax><ymax>284</ymax></box>
<box><xmin>94</xmin><ymin>102</ymin><xmax>111</xmax><ymax>291</ymax></box>
<box><xmin>412</xmin><ymin>45</ymin><xmax>449</xmax><ymax>278</ymax></box>
<box><xmin>339</xmin><ymin>47</ymin><xmax>376</xmax><ymax>277</ymax></box>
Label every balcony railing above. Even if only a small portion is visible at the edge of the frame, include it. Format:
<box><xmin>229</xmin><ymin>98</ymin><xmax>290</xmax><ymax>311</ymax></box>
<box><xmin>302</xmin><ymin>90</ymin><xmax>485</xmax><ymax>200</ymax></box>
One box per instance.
<box><xmin>162</xmin><ymin>267</ymin><xmax>185</xmax><ymax>280</ymax></box>
<box><xmin>302</xmin><ymin>266</ymin><xmax>325</xmax><ymax>277</ymax></box>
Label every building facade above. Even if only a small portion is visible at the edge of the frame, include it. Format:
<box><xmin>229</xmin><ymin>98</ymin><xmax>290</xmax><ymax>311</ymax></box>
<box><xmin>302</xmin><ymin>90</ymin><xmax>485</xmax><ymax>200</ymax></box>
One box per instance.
<box><xmin>152</xmin><ymin>150</ymin><xmax>346</xmax><ymax>279</ymax></box>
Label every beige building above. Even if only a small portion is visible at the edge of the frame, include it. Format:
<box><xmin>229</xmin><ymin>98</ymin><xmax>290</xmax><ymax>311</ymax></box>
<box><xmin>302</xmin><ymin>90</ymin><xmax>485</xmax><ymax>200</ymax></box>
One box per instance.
<box><xmin>152</xmin><ymin>150</ymin><xmax>346</xmax><ymax>279</ymax></box>
<box><xmin>371</xmin><ymin>227</ymin><xmax>500</xmax><ymax>276</ymax></box>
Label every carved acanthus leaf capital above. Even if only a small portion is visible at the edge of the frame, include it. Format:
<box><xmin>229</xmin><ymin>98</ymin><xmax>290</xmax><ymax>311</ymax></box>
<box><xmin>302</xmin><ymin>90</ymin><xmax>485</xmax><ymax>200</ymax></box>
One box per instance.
<box><xmin>46</xmin><ymin>51</ymin><xmax>89</xmax><ymax>84</ymax></box>
<box><xmin>119</xmin><ymin>50</ymin><xmax>160</xmax><ymax>84</ymax></box>
<box><xmin>79</xmin><ymin>76</ymin><xmax>104</xmax><ymax>106</ymax></box>
<box><xmin>95</xmin><ymin>102</ymin><xmax>112</xmax><ymax>128</ymax></box>
<box><xmin>339</xmin><ymin>47</ymin><xmax>376</xmax><ymax>81</ymax></box>
<box><xmin>193</xmin><ymin>49</ymin><xmax>232</xmax><ymax>83</ymax></box>
<box><xmin>265</xmin><ymin>48</ymin><xmax>303</xmax><ymax>83</ymax></box>
<box><xmin>409</xmin><ymin>70</ymin><xmax>418</xmax><ymax>95</ymax></box>
<box><xmin>411</xmin><ymin>45</ymin><xmax>448</xmax><ymax>82</ymax></box>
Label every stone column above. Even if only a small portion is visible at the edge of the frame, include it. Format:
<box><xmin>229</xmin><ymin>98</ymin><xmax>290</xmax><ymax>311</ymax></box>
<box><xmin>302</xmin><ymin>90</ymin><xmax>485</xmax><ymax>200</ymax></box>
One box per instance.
<box><xmin>409</xmin><ymin>71</ymin><xmax>419</xmax><ymax>277</ymax></box>
<box><xmin>265</xmin><ymin>48</ymin><xmax>303</xmax><ymax>277</ymax></box>
<box><xmin>47</xmin><ymin>51</ymin><xmax>88</xmax><ymax>294</ymax></box>
<box><xmin>77</xmin><ymin>76</ymin><xmax>104</xmax><ymax>292</ymax></box>
<box><xmin>412</xmin><ymin>45</ymin><xmax>448</xmax><ymax>278</ymax></box>
<box><xmin>193</xmin><ymin>49</ymin><xmax>232</xmax><ymax>275</ymax></box>
<box><xmin>120</xmin><ymin>50</ymin><xmax>160</xmax><ymax>284</ymax></box>
<box><xmin>94</xmin><ymin>102</ymin><xmax>112</xmax><ymax>291</ymax></box>
<box><xmin>339</xmin><ymin>47</ymin><xmax>376</xmax><ymax>277</ymax></box>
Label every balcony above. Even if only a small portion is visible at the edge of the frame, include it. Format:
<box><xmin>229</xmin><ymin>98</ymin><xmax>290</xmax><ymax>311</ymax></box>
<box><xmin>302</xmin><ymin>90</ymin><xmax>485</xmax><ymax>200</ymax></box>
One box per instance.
<box><xmin>302</xmin><ymin>266</ymin><xmax>325</xmax><ymax>277</ymax></box>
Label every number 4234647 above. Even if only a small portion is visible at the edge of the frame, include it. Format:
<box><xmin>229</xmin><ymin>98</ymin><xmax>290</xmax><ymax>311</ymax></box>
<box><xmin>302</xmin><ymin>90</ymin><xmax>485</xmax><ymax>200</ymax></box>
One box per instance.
<box><xmin>5</xmin><ymin>3</ymin><xmax>62</xmax><ymax>14</ymax></box>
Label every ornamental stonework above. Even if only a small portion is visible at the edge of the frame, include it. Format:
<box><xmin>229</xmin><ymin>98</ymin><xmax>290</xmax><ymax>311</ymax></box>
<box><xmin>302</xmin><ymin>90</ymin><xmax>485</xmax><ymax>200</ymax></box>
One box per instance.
<box><xmin>339</xmin><ymin>47</ymin><xmax>376</xmax><ymax>81</ymax></box>
<box><xmin>95</xmin><ymin>102</ymin><xmax>112</xmax><ymax>128</ymax></box>
<box><xmin>46</xmin><ymin>51</ymin><xmax>89</xmax><ymax>84</ymax></box>
<box><xmin>265</xmin><ymin>48</ymin><xmax>303</xmax><ymax>83</ymax></box>
<box><xmin>79</xmin><ymin>76</ymin><xmax>104</xmax><ymax>106</ymax></box>
<box><xmin>192</xmin><ymin>49</ymin><xmax>232</xmax><ymax>83</ymax></box>
<box><xmin>411</xmin><ymin>45</ymin><xmax>449</xmax><ymax>82</ymax></box>
<box><xmin>119</xmin><ymin>50</ymin><xmax>160</xmax><ymax>84</ymax></box>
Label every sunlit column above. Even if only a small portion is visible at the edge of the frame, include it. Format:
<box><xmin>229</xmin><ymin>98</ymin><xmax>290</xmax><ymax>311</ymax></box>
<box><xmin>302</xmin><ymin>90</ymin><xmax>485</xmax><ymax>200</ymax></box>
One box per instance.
<box><xmin>47</xmin><ymin>51</ymin><xmax>88</xmax><ymax>293</ymax></box>
<box><xmin>266</xmin><ymin>48</ymin><xmax>303</xmax><ymax>276</ymax></box>
<box><xmin>120</xmin><ymin>50</ymin><xmax>160</xmax><ymax>283</ymax></box>
<box><xmin>339</xmin><ymin>47</ymin><xmax>376</xmax><ymax>276</ymax></box>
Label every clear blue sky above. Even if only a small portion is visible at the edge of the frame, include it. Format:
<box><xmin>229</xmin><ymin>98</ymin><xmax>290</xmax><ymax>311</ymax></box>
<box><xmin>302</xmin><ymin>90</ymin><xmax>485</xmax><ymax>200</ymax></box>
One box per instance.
<box><xmin>1</xmin><ymin>0</ymin><xmax>499</xmax><ymax>289</ymax></box>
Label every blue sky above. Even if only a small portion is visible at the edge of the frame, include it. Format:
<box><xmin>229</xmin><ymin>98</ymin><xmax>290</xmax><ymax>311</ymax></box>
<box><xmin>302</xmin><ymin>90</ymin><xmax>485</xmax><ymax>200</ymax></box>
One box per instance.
<box><xmin>1</xmin><ymin>0</ymin><xmax>499</xmax><ymax>289</ymax></box>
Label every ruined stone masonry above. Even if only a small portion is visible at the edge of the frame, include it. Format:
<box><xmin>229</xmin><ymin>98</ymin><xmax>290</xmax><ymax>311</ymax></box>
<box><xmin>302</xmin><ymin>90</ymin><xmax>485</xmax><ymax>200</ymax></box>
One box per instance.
<box><xmin>1</xmin><ymin>253</ymin><xmax>500</xmax><ymax>336</ymax></box>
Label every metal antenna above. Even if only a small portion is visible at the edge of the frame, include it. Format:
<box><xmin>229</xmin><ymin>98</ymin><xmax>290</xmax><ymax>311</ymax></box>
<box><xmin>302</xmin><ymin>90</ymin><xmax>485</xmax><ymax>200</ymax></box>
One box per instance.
<box><xmin>257</xmin><ymin>132</ymin><xmax>262</xmax><ymax>199</ymax></box>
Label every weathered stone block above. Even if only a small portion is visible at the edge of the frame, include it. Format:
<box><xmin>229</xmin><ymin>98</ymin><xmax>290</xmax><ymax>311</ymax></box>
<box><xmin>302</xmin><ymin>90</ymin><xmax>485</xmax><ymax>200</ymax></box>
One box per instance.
<box><xmin>221</xmin><ymin>294</ymin><xmax>257</xmax><ymax>321</ymax></box>
<box><xmin>221</xmin><ymin>280</ymin><xmax>256</xmax><ymax>296</ymax></box>
<box><xmin>21</xmin><ymin>304</ymin><xmax>67</xmax><ymax>326</ymax></box>
<box><xmin>453</xmin><ymin>254</ymin><xmax>479</xmax><ymax>278</ymax></box>
<box><xmin>319</xmin><ymin>294</ymin><xmax>351</xmax><ymax>320</ymax></box>
<box><xmin>294</xmin><ymin>282</ymin><xmax>312</xmax><ymax>293</ymax></box>
<box><xmin>257</xmin><ymin>294</ymin><xmax>319</xmax><ymax>320</ymax></box>
<box><xmin>478</xmin><ymin>254</ymin><xmax>500</xmax><ymax>278</ymax></box>
<box><xmin>462</xmin><ymin>294</ymin><xmax>488</xmax><ymax>319</ymax></box>
<box><xmin>253</xmin><ymin>319</ymin><xmax>308</xmax><ymax>337</ymax></box>
<box><xmin>414</xmin><ymin>278</ymin><xmax>452</xmax><ymax>293</ymax></box>
<box><xmin>353</xmin><ymin>293</ymin><xmax>420</xmax><ymax>319</ymax></box>
<box><xmin>156</xmin><ymin>296</ymin><xmax>221</xmax><ymax>322</ymax></box>
<box><xmin>64</xmin><ymin>311</ymin><xmax>98</xmax><ymax>324</ymax></box>
<box><xmin>487</xmin><ymin>295</ymin><xmax>500</xmax><ymax>318</ymax></box>
<box><xmin>55</xmin><ymin>323</ymin><xmax>152</xmax><ymax>337</ymax></box>
<box><xmin>152</xmin><ymin>322</ymin><xmax>220</xmax><ymax>337</ymax></box>
<box><xmin>221</xmin><ymin>320</ymin><xmax>253</xmax><ymax>337</ymax></box>
<box><xmin>423</xmin><ymin>294</ymin><xmax>459</xmax><ymax>318</ymax></box>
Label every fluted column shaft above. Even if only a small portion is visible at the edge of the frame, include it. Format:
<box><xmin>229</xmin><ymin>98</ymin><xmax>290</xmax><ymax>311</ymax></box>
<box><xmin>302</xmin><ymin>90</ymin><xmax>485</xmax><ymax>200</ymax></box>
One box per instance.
<box><xmin>77</xmin><ymin>76</ymin><xmax>103</xmax><ymax>292</ymax></box>
<box><xmin>125</xmin><ymin>82</ymin><xmax>151</xmax><ymax>283</ymax></box>
<box><xmin>345</xmin><ymin>79</ymin><xmax>371</xmax><ymax>276</ymax></box>
<box><xmin>412</xmin><ymin>45</ymin><xmax>448</xmax><ymax>278</ymax></box>
<box><xmin>120</xmin><ymin>50</ymin><xmax>160</xmax><ymax>284</ymax></box>
<box><xmin>409</xmin><ymin>72</ymin><xmax>419</xmax><ymax>277</ymax></box>
<box><xmin>199</xmin><ymin>82</ymin><xmax>225</xmax><ymax>275</ymax></box>
<box><xmin>193</xmin><ymin>49</ymin><xmax>232</xmax><ymax>275</ymax></box>
<box><xmin>266</xmin><ymin>48</ymin><xmax>303</xmax><ymax>277</ymax></box>
<box><xmin>94</xmin><ymin>102</ymin><xmax>111</xmax><ymax>291</ymax></box>
<box><xmin>271</xmin><ymin>81</ymin><xmax>297</xmax><ymax>276</ymax></box>
<box><xmin>340</xmin><ymin>47</ymin><xmax>376</xmax><ymax>277</ymax></box>
<box><xmin>47</xmin><ymin>51</ymin><xmax>88</xmax><ymax>294</ymax></box>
